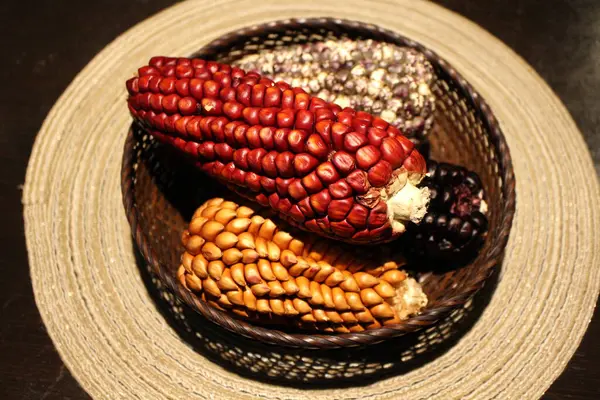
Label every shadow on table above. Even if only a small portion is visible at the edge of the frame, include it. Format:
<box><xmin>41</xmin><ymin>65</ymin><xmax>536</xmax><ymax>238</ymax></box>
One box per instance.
<box><xmin>133</xmin><ymin>247</ymin><xmax>500</xmax><ymax>389</ymax></box>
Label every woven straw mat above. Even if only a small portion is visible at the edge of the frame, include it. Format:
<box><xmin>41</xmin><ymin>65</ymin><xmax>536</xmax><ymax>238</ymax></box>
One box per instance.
<box><xmin>22</xmin><ymin>0</ymin><xmax>600</xmax><ymax>399</ymax></box>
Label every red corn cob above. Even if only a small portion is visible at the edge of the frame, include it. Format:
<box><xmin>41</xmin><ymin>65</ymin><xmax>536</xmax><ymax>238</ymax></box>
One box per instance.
<box><xmin>126</xmin><ymin>56</ymin><xmax>430</xmax><ymax>244</ymax></box>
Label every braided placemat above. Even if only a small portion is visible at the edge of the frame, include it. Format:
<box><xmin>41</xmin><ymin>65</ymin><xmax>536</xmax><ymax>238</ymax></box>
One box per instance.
<box><xmin>23</xmin><ymin>0</ymin><xmax>600</xmax><ymax>398</ymax></box>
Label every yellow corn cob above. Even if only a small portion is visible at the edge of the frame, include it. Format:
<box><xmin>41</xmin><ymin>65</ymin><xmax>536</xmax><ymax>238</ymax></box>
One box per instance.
<box><xmin>178</xmin><ymin>197</ymin><xmax>428</xmax><ymax>332</ymax></box>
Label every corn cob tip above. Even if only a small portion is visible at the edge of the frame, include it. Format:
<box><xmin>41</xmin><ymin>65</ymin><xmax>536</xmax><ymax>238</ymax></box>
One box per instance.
<box><xmin>388</xmin><ymin>277</ymin><xmax>428</xmax><ymax>320</ymax></box>
<box><xmin>384</xmin><ymin>177</ymin><xmax>431</xmax><ymax>234</ymax></box>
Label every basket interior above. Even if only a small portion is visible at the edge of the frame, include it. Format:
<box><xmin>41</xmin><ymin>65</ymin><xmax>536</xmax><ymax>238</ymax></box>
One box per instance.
<box><xmin>129</xmin><ymin>21</ymin><xmax>509</xmax><ymax>338</ymax></box>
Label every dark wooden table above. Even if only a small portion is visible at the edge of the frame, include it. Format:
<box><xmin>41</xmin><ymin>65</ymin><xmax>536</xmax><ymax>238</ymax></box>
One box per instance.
<box><xmin>2</xmin><ymin>1</ymin><xmax>598</xmax><ymax>398</ymax></box>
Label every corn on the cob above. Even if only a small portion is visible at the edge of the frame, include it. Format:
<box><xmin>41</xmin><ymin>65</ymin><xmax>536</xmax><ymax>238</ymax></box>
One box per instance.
<box><xmin>233</xmin><ymin>39</ymin><xmax>436</xmax><ymax>142</ymax></box>
<box><xmin>403</xmin><ymin>161</ymin><xmax>489</xmax><ymax>261</ymax></box>
<box><xmin>178</xmin><ymin>197</ymin><xmax>428</xmax><ymax>332</ymax></box>
<box><xmin>126</xmin><ymin>57</ymin><xmax>430</xmax><ymax>244</ymax></box>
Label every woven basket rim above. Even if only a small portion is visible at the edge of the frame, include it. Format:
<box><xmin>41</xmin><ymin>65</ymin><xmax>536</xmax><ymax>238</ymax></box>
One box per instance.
<box><xmin>121</xmin><ymin>17</ymin><xmax>516</xmax><ymax>349</ymax></box>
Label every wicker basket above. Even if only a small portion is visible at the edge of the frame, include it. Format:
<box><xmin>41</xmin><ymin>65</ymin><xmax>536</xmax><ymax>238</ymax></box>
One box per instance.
<box><xmin>121</xmin><ymin>18</ymin><xmax>515</xmax><ymax>349</ymax></box>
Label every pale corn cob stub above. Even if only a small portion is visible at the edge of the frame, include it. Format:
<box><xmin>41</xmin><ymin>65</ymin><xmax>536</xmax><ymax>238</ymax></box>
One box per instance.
<box><xmin>178</xmin><ymin>197</ymin><xmax>428</xmax><ymax>333</ymax></box>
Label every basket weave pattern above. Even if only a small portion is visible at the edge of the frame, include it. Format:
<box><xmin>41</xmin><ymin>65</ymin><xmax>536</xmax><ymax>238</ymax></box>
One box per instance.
<box><xmin>121</xmin><ymin>18</ymin><xmax>515</xmax><ymax>349</ymax></box>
